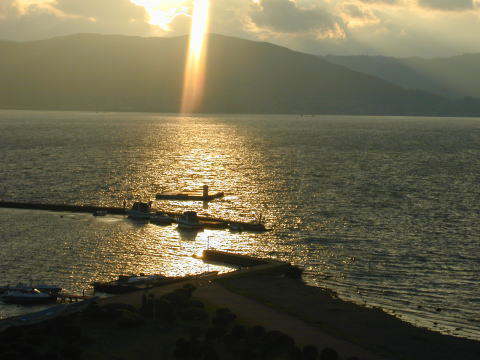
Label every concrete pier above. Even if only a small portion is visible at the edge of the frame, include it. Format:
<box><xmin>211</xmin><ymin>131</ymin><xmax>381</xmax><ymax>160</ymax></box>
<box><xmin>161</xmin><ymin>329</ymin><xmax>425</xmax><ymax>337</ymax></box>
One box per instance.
<box><xmin>0</xmin><ymin>201</ymin><xmax>267</xmax><ymax>232</ymax></box>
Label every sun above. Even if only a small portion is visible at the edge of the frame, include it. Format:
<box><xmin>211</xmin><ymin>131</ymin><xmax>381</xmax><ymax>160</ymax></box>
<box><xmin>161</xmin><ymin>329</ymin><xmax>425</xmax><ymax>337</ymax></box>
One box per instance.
<box><xmin>129</xmin><ymin>0</ymin><xmax>211</xmax><ymax>113</ymax></box>
<box><xmin>129</xmin><ymin>0</ymin><xmax>188</xmax><ymax>30</ymax></box>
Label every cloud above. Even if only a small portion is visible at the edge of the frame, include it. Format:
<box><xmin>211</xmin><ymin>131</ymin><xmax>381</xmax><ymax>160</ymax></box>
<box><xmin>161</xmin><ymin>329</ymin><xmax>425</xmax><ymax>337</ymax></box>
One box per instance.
<box><xmin>357</xmin><ymin>0</ymin><xmax>398</xmax><ymax>4</ymax></box>
<box><xmin>55</xmin><ymin>0</ymin><xmax>147</xmax><ymax>21</ymax></box>
<box><xmin>417</xmin><ymin>0</ymin><xmax>475</xmax><ymax>11</ymax></box>
<box><xmin>1</xmin><ymin>0</ymin><xmax>480</xmax><ymax>57</ymax></box>
<box><xmin>249</xmin><ymin>0</ymin><xmax>345</xmax><ymax>37</ymax></box>
<box><xmin>0</xmin><ymin>0</ymin><xmax>152</xmax><ymax>41</ymax></box>
<box><xmin>165</xmin><ymin>12</ymin><xmax>191</xmax><ymax>35</ymax></box>
<box><xmin>341</xmin><ymin>3</ymin><xmax>376</xmax><ymax>19</ymax></box>
<box><xmin>0</xmin><ymin>0</ymin><xmax>17</xmax><ymax>18</ymax></box>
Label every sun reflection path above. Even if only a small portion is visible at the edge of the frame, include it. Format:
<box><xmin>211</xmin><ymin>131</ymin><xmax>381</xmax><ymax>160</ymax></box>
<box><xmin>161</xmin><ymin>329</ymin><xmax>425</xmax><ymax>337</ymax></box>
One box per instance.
<box><xmin>181</xmin><ymin>0</ymin><xmax>211</xmax><ymax>114</ymax></box>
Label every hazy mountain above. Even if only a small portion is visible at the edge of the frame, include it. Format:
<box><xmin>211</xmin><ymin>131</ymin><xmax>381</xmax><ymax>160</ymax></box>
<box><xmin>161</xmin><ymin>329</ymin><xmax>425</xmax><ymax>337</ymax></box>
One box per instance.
<box><xmin>1</xmin><ymin>33</ymin><xmax>479</xmax><ymax>115</ymax></box>
<box><xmin>325</xmin><ymin>54</ymin><xmax>480</xmax><ymax>100</ymax></box>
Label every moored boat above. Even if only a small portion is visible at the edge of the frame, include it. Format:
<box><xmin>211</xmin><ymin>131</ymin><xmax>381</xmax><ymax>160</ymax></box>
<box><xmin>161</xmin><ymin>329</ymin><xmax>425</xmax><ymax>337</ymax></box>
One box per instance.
<box><xmin>127</xmin><ymin>201</ymin><xmax>153</xmax><ymax>220</ymax></box>
<box><xmin>92</xmin><ymin>273</ymin><xmax>167</xmax><ymax>294</ymax></box>
<box><xmin>177</xmin><ymin>211</ymin><xmax>204</xmax><ymax>230</ymax></box>
<box><xmin>0</xmin><ymin>283</ymin><xmax>62</xmax><ymax>295</ymax></box>
<box><xmin>1</xmin><ymin>288</ymin><xmax>57</xmax><ymax>305</ymax></box>
<box><xmin>150</xmin><ymin>211</ymin><xmax>173</xmax><ymax>225</ymax></box>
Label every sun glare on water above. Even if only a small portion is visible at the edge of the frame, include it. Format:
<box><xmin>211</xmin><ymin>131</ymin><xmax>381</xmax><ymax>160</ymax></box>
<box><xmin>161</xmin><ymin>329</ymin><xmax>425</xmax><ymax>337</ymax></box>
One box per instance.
<box><xmin>181</xmin><ymin>0</ymin><xmax>211</xmax><ymax>114</ymax></box>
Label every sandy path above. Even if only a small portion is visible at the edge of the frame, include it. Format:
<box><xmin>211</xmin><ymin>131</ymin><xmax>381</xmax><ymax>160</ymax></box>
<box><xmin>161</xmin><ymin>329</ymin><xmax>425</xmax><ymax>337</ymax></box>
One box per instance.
<box><xmin>195</xmin><ymin>283</ymin><xmax>380</xmax><ymax>360</ymax></box>
<box><xmin>102</xmin><ymin>280</ymin><xmax>380</xmax><ymax>359</ymax></box>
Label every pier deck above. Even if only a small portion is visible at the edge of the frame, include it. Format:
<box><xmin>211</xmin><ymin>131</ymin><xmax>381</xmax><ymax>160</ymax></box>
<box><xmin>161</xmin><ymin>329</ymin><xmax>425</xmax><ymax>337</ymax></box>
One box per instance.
<box><xmin>0</xmin><ymin>201</ymin><xmax>267</xmax><ymax>232</ymax></box>
<box><xmin>57</xmin><ymin>294</ymin><xmax>93</xmax><ymax>303</ymax></box>
<box><xmin>156</xmin><ymin>191</ymin><xmax>224</xmax><ymax>201</ymax></box>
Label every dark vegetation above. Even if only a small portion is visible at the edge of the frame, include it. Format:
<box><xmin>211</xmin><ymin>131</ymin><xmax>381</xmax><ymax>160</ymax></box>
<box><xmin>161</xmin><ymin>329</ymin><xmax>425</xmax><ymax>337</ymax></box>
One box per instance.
<box><xmin>1</xmin><ymin>33</ymin><xmax>480</xmax><ymax>116</ymax></box>
<box><xmin>0</xmin><ymin>283</ymin><xmax>355</xmax><ymax>360</ymax></box>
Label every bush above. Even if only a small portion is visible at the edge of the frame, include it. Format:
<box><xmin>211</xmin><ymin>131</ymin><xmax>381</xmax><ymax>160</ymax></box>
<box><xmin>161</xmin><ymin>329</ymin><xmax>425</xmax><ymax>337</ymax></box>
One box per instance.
<box><xmin>1</xmin><ymin>326</ymin><xmax>25</xmax><ymax>342</ymax></box>
<box><xmin>116</xmin><ymin>310</ymin><xmax>145</xmax><ymax>328</ymax></box>
<box><xmin>182</xmin><ymin>283</ymin><xmax>197</xmax><ymax>294</ymax></box>
<box><xmin>180</xmin><ymin>307</ymin><xmax>209</xmax><ymax>322</ymax></box>
<box><xmin>61</xmin><ymin>343</ymin><xmax>83</xmax><ymax>360</ymax></box>
<box><xmin>303</xmin><ymin>344</ymin><xmax>319</xmax><ymax>360</ymax></box>
<box><xmin>187</xmin><ymin>299</ymin><xmax>205</xmax><ymax>308</ymax></box>
<box><xmin>163</xmin><ymin>289</ymin><xmax>192</xmax><ymax>306</ymax></box>
<box><xmin>320</xmin><ymin>347</ymin><xmax>338</xmax><ymax>360</ymax></box>
<box><xmin>173</xmin><ymin>338</ymin><xmax>190</xmax><ymax>359</ymax></box>
<box><xmin>249</xmin><ymin>325</ymin><xmax>266</xmax><ymax>339</ymax></box>
<box><xmin>0</xmin><ymin>350</ymin><xmax>21</xmax><ymax>360</ymax></box>
<box><xmin>231</xmin><ymin>325</ymin><xmax>246</xmax><ymax>339</ymax></box>
<box><xmin>212</xmin><ymin>308</ymin><xmax>236</xmax><ymax>327</ymax></box>
<box><xmin>205</xmin><ymin>326</ymin><xmax>227</xmax><ymax>341</ymax></box>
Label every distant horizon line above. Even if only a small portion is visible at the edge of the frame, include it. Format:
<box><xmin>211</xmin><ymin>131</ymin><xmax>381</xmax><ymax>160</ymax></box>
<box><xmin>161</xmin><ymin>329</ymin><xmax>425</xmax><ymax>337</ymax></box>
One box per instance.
<box><xmin>1</xmin><ymin>107</ymin><xmax>479</xmax><ymax>119</ymax></box>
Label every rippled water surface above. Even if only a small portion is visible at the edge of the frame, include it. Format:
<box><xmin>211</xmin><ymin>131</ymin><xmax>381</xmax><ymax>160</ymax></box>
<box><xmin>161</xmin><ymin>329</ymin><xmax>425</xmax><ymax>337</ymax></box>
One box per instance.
<box><xmin>0</xmin><ymin>110</ymin><xmax>479</xmax><ymax>340</ymax></box>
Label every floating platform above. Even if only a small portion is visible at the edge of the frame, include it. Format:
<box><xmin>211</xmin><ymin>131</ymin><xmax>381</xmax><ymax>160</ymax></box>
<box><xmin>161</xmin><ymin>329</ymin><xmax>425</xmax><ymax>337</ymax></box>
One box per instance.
<box><xmin>156</xmin><ymin>191</ymin><xmax>224</xmax><ymax>201</ymax></box>
<box><xmin>199</xmin><ymin>250</ymin><xmax>303</xmax><ymax>278</ymax></box>
<box><xmin>201</xmin><ymin>250</ymin><xmax>271</xmax><ymax>267</ymax></box>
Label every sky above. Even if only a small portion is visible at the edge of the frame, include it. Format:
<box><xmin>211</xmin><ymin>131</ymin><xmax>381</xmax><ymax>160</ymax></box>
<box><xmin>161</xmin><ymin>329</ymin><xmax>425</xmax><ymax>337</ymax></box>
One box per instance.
<box><xmin>1</xmin><ymin>0</ymin><xmax>480</xmax><ymax>57</ymax></box>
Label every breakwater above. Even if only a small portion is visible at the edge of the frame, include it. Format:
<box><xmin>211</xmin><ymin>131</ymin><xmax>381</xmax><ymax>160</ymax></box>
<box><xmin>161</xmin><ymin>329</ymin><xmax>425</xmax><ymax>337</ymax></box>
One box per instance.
<box><xmin>0</xmin><ymin>201</ymin><xmax>267</xmax><ymax>231</ymax></box>
<box><xmin>0</xmin><ymin>201</ymin><xmax>127</xmax><ymax>215</ymax></box>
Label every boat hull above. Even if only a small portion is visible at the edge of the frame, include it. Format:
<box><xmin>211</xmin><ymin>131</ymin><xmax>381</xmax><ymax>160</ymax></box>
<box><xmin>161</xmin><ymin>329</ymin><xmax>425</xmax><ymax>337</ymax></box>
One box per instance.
<box><xmin>177</xmin><ymin>222</ymin><xmax>204</xmax><ymax>230</ymax></box>
<box><xmin>1</xmin><ymin>295</ymin><xmax>57</xmax><ymax>305</ymax></box>
<box><xmin>127</xmin><ymin>210</ymin><xmax>151</xmax><ymax>220</ymax></box>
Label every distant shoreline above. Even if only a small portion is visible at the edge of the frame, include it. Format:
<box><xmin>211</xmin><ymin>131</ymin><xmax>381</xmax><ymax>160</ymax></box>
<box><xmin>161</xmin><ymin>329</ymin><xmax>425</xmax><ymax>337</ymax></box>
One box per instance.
<box><xmin>1</xmin><ymin>107</ymin><xmax>480</xmax><ymax>119</ymax></box>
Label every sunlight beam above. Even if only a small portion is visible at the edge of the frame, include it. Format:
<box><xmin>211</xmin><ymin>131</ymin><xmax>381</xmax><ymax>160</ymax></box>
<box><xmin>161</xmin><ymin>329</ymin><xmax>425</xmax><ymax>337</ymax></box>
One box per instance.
<box><xmin>181</xmin><ymin>0</ymin><xmax>210</xmax><ymax>114</ymax></box>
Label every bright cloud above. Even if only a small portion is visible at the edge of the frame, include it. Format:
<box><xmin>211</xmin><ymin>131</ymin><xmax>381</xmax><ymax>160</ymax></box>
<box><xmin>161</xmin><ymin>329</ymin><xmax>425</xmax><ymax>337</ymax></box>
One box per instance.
<box><xmin>1</xmin><ymin>0</ymin><xmax>480</xmax><ymax>57</ymax></box>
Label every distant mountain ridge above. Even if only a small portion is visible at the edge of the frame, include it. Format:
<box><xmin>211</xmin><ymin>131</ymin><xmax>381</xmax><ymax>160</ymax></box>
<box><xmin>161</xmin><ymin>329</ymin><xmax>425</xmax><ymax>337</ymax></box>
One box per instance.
<box><xmin>1</xmin><ymin>33</ymin><xmax>480</xmax><ymax>116</ymax></box>
<box><xmin>324</xmin><ymin>54</ymin><xmax>480</xmax><ymax>100</ymax></box>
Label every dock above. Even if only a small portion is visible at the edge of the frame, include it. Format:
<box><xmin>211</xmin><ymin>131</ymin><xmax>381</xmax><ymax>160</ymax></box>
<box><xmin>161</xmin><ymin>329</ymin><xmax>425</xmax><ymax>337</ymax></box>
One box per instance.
<box><xmin>156</xmin><ymin>185</ymin><xmax>224</xmax><ymax>201</ymax></box>
<box><xmin>201</xmin><ymin>249</ymin><xmax>270</xmax><ymax>266</ymax></box>
<box><xmin>0</xmin><ymin>201</ymin><xmax>268</xmax><ymax>232</ymax></box>
<box><xmin>0</xmin><ymin>201</ymin><xmax>127</xmax><ymax>215</ymax></box>
<box><xmin>0</xmin><ymin>251</ymin><xmax>299</xmax><ymax>333</ymax></box>
<box><xmin>57</xmin><ymin>293</ymin><xmax>93</xmax><ymax>303</ymax></box>
<box><xmin>156</xmin><ymin>191</ymin><xmax>224</xmax><ymax>201</ymax></box>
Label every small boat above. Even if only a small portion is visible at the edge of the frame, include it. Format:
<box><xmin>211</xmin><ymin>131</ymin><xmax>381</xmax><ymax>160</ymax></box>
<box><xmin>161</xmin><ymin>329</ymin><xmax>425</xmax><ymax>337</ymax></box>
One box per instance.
<box><xmin>228</xmin><ymin>221</ymin><xmax>266</xmax><ymax>232</ymax></box>
<box><xmin>92</xmin><ymin>273</ymin><xmax>167</xmax><ymax>294</ymax></box>
<box><xmin>0</xmin><ymin>283</ymin><xmax>62</xmax><ymax>295</ymax></box>
<box><xmin>93</xmin><ymin>210</ymin><xmax>107</xmax><ymax>217</ymax></box>
<box><xmin>150</xmin><ymin>211</ymin><xmax>173</xmax><ymax>225</ymax></box>
<box><xmin>1</xmin><ymin>288</ymin><xmax>57</xmax><ymax>305</ymax></box>
<box><xmin>32</xmin><ymin>284</ymin><xmax>62</xmax><ymax>294</ymax></box>
<box><xmin>127</xmin><ymin>201</ymin><xmax>153</xmax><ymax>220</ymax></box>
<box><xmin>177</xmin><ymin>211</ymin><xmax>204</xmax><ymax>230</ymax></box>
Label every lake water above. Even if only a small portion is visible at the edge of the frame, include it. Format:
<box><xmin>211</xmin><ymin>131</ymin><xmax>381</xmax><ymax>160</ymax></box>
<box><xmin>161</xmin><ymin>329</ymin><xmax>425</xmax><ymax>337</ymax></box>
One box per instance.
<box><xmin>0</xmin><ymin>110</ymin><xmax>479</xmax><ymax>340</ymax></box>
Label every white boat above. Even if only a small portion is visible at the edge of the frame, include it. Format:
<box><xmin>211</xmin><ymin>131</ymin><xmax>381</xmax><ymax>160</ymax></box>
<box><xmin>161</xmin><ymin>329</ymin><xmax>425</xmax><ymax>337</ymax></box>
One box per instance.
<box><xmin>177</xmin><ymin>211</ymin><xmax>204</xmax><ymax>230</ymax></box>
<box><xmin>1</xmin><ymin>288</ymin><xmax>57</xmax><ymax>305</ymax></box>
<box><xmin>0</xmin><ymin>283</ymin><xmax>62</xmax><ymax>295</ymax></box>
<box><xmin>127</xmin><ymin>201</ymin><xmax>153</xmax><ymax>220</ymax></box>
<box><xmin>150</xmin><ymin>211</ymin><xmax>173</xmax><ymax>225</ymax></box>
<box><xmin>34</xmin><ymin>284</ymin><xmax>63</xmax><ymax>294</ymax></box>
